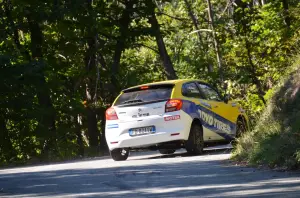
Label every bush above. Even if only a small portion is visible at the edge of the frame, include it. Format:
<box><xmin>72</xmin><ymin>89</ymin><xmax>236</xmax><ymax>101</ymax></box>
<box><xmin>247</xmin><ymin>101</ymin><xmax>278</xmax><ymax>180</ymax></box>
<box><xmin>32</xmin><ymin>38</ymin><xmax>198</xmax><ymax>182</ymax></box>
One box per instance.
<box><xmin>232</xmin><ymin>56</ymin><xmax>300</xmax><ymax>170</ymax></box>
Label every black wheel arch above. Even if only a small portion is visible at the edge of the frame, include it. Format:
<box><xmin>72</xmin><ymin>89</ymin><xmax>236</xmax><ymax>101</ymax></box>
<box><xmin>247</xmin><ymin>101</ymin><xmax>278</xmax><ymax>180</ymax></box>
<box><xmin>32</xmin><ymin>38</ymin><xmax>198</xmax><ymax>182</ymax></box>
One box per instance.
<box><xmin>191</xmin><ymin>118</ymin><xmax>202</xmax><ymax>128</ymax></box>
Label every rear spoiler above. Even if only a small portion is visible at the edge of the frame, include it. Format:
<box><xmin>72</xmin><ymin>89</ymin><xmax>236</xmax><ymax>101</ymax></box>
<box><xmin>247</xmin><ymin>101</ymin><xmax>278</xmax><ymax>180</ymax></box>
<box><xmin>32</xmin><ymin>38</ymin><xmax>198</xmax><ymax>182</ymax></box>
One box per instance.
<box><xmin>122</xmin><ymin>83</ymin><xmax>175</xmax><ymax>93</ymax></box>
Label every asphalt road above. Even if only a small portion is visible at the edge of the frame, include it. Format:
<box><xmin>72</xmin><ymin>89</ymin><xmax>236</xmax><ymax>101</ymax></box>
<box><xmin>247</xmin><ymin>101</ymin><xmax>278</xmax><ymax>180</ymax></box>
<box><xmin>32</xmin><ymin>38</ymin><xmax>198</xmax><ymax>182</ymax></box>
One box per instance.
<box><xmin>1</xmin><ymin>144</ymin><xmax>300</xmax><ymax>198</ymax></box>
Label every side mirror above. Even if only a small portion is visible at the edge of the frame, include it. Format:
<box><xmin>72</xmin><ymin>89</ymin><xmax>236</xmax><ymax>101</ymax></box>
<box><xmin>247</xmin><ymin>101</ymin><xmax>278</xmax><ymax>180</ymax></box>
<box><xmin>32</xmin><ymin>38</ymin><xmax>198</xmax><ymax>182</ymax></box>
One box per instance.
<box><xmin>224</xmin><ymin>94</ymin><xmax>230</xmax><ymax>104</ymax></box>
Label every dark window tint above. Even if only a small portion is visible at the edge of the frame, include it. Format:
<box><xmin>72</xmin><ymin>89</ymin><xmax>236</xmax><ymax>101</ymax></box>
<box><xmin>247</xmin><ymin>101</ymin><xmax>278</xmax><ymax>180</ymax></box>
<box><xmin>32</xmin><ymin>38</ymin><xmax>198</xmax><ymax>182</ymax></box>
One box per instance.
<box><xmin>197</xmin><ymin>83</ymin><xmax>222</xmax><ymax>101</ymax></box>
<box><xmin>182</xmin><ymin>82</ymin><xmax>202</xmax><ymax>98</ymax></box>
<box><xmin>114</xmin><ymin>88</ymin><xmax>172</xmax><ymax>106</ymax></box>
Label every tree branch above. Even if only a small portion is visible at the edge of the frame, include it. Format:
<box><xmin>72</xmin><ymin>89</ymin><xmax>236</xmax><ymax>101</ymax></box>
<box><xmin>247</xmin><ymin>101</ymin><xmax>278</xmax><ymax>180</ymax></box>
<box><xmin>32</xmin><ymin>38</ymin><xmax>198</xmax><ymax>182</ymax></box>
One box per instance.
<box><xmin>157</xmin><ymin>12</ymin><xmax>189</xmax><ymax>21</ymax></box>
<box><xmin>134</xmin><ymin>43</ymin><xmax>159</xmax><ymax>54</ymax></box>
<box><xmin>217</xmin><ymin>0</ymin><xmax>233</xmax><ymax>20</ymax></box>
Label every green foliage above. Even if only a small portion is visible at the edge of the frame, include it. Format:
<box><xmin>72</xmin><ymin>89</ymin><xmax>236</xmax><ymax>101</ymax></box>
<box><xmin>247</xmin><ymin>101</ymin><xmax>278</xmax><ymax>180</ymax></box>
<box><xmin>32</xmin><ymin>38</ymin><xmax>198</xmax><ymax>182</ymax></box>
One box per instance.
<box><xmin>1</xmin><ymin>0</ymin><xmax>300</xmax><ymax>165</ymax></box>
<box><xmin>232</xmin><ymin>56</ymin><xmax>300</xmax><ymax>169</ymax></box>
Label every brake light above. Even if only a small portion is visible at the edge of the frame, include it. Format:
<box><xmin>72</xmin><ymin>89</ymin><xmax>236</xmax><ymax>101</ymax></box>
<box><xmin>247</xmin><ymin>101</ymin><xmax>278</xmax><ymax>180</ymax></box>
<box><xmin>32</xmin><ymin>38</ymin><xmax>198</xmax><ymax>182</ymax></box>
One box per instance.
<box><xmin>105</xmin><ymin>107</ymin><xmax>118</xmax><ymax>120</ymax></box>
<box><xmin>165</xmin><ymin>99</ymin><xmax>183</xmax><ymax>112</ymax></box>
<box><xmin>140</xmin><ymin>86</ymin><xmax>149</xmax><ymax>90</ymax></box>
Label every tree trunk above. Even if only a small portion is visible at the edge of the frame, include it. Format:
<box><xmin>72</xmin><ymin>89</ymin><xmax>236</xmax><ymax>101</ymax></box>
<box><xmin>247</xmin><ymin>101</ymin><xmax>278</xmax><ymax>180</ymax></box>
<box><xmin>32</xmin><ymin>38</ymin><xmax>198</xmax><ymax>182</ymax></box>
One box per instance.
<box><xmin>207</xmin><ymin>0</ymin><xmax>223</xmax><ymax>84</ymax></box>
<box><xmin>245</xmin><ymin>40</ymin><xmax>266</xmax><ymax>105</ymax></box>
<box><xmin>234</xmin><ymin>1</ymin><xmax>266</xmax><ymax>105</ymax></box>
<box><xmin>82</xmin><ymin>0</ymin><xmax>101</xmax><ymax>155</ymax></box>
<box><xmin>86</xmin><ymin>106</ymin><xmax>99</xmax><ymax>150</ymax></box>
<box><xmin>75</xmin><ymin>115</ymin><xmax>84</xmax><ymax>157</ymax></box>
<box><xmin>26</xmin><ymin>12</ymin><xmax>57</xmax><ymax>159</ymax></box>
<box><xmin>110</xmin><ymin>0</ymin><xmax>133</xmax><ymax>96</ymax></box>
<box><xmin>148</xmin><ymin>9</ymin><xmax>178</xmax><ymax>80</ymax></box>
<box><xmin>84</xmin><ymin>35</ymin><xmax>100</xmax><ymax>153</ymax></box>
<box><xmin>184</xmin><ymin>0</ymin><xmax>203</xmax><ymax>47</ymax></box>
<box><xmin>5</xmin><ymin>1</ymin><xmax>56</xmax><ymax>159</ymax></box>
<box><xmin>97</xmin><ymin>107</ymin><xmax>108</xmax><ymax>153</ymax></box>
<box><xmin>282</xmin><ymin>0</ymin><xmax>290</xmax><ymax>28</ymax></box>
<box><xmin>184</xmin><ymin>0</ymin><xmax>212</xmax><ymax>73</ymax></box>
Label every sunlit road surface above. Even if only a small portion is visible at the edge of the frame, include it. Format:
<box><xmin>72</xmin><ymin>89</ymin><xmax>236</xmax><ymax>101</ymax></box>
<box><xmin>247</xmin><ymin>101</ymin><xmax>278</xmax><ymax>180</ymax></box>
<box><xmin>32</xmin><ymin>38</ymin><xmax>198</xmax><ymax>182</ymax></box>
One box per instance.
<box><xmin>1</xmin><ymin>144</ymin><xmax>300</xmax><ymax>198</ymax></box>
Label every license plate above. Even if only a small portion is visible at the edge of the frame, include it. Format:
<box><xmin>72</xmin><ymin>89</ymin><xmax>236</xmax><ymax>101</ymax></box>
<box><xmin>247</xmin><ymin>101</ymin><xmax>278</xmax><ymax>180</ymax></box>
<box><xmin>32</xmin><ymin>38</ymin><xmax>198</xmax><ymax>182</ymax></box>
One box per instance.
<box><xmin>129</xmin><ymin>126</ymin><xmax>156</xmax><ymax>137</ymax></box>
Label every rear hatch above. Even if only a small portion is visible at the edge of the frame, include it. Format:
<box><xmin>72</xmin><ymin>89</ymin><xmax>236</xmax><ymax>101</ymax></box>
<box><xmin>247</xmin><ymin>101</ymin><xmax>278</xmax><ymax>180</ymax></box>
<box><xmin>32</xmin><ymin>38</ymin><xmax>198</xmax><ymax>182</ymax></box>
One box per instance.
<box><xmin>113</xmin><ymin>84</ymin><xmax>174</xmax><ymax>122</ymax></box>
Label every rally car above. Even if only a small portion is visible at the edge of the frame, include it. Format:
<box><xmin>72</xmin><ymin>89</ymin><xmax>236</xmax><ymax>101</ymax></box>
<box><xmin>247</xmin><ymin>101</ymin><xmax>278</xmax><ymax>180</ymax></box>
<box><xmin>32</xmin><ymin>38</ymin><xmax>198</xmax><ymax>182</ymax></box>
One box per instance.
<box><xmin>105</xmin><ymin>79</ymin><xmax>249</xmax><ymax>161</ymax></box>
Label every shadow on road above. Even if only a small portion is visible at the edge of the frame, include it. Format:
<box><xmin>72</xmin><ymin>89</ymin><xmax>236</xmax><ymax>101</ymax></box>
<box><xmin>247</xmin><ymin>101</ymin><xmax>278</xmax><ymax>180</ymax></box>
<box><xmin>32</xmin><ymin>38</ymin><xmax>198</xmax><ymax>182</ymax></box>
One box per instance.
<box><xmin>0</xmin><ymin>147</ymin><xmax>300</xmax><ymax>198</ymax></box>
<box><xmin>137</xmin><ymin>148</ymin><xmax>233</xmax><ymax>160</ymax></box>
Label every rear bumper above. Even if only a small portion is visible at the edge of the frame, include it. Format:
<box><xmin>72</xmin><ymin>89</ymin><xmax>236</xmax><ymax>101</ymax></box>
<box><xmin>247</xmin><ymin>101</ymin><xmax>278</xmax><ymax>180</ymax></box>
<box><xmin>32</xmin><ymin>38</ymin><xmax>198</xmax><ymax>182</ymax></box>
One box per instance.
<box><xmin>105</xmin><ymin>111</ymin><xmax>192</xmax><ymax>150</ymax></box>
<box><xmin>110</xmin><ymin>131</ymin><xmax>186</xmax><ymax>150</ymax></box>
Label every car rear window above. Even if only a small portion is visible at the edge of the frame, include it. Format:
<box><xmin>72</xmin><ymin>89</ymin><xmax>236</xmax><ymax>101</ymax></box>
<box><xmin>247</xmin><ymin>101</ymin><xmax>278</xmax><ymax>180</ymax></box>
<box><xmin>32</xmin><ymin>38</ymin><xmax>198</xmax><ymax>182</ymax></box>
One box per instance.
<box><xmin>114</xmin><ymin>87</ymin><xmax>172</xmax><ymax>106</ymax></box>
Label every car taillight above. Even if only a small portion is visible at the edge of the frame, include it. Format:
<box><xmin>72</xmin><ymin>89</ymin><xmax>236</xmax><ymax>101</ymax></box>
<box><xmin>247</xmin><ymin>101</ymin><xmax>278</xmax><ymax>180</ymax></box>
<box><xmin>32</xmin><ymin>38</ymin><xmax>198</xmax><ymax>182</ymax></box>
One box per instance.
<box><xmin>165</xmin><ymin>99</ymin><xmax>183</xmax><ymax>112</ymax></box>
<box><xmin>105</xmin><ymin>107</ymin><xmax>118</xmax><ymax>120</ymax></box>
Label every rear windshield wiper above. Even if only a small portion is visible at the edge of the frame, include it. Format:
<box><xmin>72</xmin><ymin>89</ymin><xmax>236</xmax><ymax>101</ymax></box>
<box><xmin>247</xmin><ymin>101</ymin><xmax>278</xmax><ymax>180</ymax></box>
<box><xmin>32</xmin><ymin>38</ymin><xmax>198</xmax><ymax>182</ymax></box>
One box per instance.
<box><xmin>122</xmin><ymin>99</ymin><xmax>144</xmax><ymax>104</ymax></box>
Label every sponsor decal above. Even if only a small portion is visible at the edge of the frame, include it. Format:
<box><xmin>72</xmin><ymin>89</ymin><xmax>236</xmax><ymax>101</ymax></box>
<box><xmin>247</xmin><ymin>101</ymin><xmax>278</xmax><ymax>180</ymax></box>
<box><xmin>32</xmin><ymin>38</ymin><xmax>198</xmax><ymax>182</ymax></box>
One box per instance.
<box><xmin>164</xmin><ymin>115</ymin><xmax>180</xmax><ymax>121</ymax></box>
<box><xmin>198</xmin><ymin>109</ymin><xmax>231</xmax><ymax>134</ymax></box>
<box><xmin>107</xmin><ymin>124</ymin><xmax>119</xmax><ymax>129</ymax></box>
<box><xmin>132</xmin><ymin>108</ymin><xmax>150</xmax><ymax>118</ymax></box>
<box><xmin>180</xmin><ymin>100</ymin><xmax>236</xmax><ymax>140</ymax></box>
<box><xmin>132</xmin><ymin>113</ymin><xmax>150</xmax><ymax>118</ymax></box>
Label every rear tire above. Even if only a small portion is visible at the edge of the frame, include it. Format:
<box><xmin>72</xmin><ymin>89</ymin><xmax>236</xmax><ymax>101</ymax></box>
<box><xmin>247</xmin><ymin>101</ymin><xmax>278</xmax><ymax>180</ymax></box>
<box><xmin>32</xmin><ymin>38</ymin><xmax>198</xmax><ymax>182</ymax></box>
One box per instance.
<box><xmin>110</xmin><ymin>148</ymin><xmax>129</xmax><ymax>161</ymax></box>
<box><xmin>159</xmin><ymin>149</ymin><xmax>176</xmax><ymax>155</ymax></box>
<box><xmin>185</xmin><ymin>124</ymin><xmax>204</xmax><ymax>155</ymax></box>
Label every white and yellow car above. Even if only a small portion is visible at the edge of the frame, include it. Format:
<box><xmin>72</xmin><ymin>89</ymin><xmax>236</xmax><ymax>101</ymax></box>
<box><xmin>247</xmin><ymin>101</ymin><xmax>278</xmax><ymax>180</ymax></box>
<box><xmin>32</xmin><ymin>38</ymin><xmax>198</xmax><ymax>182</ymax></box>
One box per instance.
<box><xmin>105</xmin><ymin>79</ymin><xmax>249</xmax><ymax>161</ymax></box>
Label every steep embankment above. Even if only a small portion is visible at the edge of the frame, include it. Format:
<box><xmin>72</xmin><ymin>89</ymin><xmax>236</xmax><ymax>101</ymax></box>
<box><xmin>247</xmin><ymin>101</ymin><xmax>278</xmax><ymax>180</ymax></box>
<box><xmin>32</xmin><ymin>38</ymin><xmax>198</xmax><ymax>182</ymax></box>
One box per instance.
<box><xmin>232</xmin><ymin>57</ymin><xmax>300</xmax><ymax>170</ymax></box>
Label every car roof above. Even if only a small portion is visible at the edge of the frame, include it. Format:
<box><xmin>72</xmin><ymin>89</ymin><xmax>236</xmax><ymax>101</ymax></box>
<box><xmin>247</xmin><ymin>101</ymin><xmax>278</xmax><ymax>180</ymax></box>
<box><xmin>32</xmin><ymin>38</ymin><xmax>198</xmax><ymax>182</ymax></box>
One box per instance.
<box><xmin>122</xmin><ymin>79</ymin><xmax>208</xmax><ymax>92</ymax></box>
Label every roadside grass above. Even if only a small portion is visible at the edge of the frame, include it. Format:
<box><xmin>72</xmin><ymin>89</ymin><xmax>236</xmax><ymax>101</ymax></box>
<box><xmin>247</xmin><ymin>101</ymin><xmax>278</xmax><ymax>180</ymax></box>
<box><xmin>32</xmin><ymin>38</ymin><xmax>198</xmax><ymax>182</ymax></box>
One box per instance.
<box><xmin>232</xmin><ymin>56</ymin><xmax>300</xmax><ymax>170</ymax></box>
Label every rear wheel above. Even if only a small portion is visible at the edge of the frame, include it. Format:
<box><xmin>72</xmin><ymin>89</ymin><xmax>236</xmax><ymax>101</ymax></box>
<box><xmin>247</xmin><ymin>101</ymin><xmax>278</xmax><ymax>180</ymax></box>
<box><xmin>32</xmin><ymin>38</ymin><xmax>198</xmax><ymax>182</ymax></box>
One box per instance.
<box><xmin>159</xmin><ymin>149</ymin><xmax>176</xmax><ymax>155</ymax></box>
<box><xmin>185</xmin><ymin>124</ymin><xmax>204</xmax><ymax>155</ymax></box>
<box><xmin>110</xmin><ymin>148</ymin><xmax>129</xmax><ymax>161</ymax></box>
